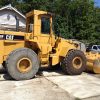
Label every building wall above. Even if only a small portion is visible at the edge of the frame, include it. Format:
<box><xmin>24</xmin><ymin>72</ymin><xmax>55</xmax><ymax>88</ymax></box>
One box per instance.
<box><xmin>0</xmin><ymin>9</ymin><xmax>26</xmax><ymax>31</ymax></box>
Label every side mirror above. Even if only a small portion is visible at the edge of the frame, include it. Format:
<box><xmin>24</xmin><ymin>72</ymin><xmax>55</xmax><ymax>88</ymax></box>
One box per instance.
<box><xmin>55</xmin><ymin>32</ymin><xmax>61</xmax><ymax>39</ymax></box>
<box><xmin>56</xmin><ymin>32</ymin><xmax>61</xmax><ymax>37</ymax></box>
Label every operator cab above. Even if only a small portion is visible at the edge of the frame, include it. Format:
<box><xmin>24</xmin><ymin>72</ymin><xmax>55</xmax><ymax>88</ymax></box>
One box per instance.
<box><xmin>26</xmin><ymin>10</ymin><xmax>55</xmax><ymax>56</ymax></box>
<box><xmin>26</xmin><ymin>10</ymin><xmax>53</xmax><ymax>35</ymax></box>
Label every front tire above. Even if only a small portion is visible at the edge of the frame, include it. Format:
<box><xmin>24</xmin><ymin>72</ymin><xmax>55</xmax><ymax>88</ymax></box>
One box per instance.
<box><xmin>61</xmin><ymin>50</ymin><xmax>86</xmax><ymax>75</ymax></box>
<box><xmin>6</xmin><ymin>48</ymin><xmax>40</xmax><ymax>80</ymax></box>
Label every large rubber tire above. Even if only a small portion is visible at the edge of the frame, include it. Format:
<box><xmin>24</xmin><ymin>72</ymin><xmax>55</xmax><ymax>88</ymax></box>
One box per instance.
<box><xmin>61</xmin><ymin>50</ymin><xmax>86</xmax><ymax>75</ymax></box>
<box><xmin>6</xmin><ymin>48</ymin><xmax>40</xmax><ymax>80</ymax></box>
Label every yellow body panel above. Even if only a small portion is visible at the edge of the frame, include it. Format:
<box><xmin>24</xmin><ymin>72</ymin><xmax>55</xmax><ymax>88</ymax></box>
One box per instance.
<box><xmin>0</xmin><ymin>31</ymin><xmax>25</xmax><ymax>63</ymax></box>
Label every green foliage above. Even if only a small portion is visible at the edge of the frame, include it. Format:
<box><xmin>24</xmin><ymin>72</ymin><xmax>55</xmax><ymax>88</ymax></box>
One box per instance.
<box><xmin>0</xmin><ymin>0</ymin><xmax>99</xmax><ymax>44</ymax></box>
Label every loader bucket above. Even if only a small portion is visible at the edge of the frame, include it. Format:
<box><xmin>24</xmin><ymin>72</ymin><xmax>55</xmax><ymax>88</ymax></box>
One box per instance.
<box><xmin>93</xmin><ymin>59</ymin><xmax>100</xmax><ymax>74</ymax></box>
<box><xmin>86</xmin><ymin>52</ymin><xmax>100</xmax><ymax>73</ymax></box>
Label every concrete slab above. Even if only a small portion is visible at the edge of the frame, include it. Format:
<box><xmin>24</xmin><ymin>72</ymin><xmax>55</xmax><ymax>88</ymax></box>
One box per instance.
<box><xmin>0</xmin><ymin>71</ymin><xmax>100</xmax><ymax>100</ymax></box>
<box><xmin>43</xmin><ymin>71</ymin><xmax>100</xmax><ymax>99</ymax></box>
<box><xmin>0</xmin><ymin>74</ymin><xmax>74</xmax><ymax>100</ymax></box>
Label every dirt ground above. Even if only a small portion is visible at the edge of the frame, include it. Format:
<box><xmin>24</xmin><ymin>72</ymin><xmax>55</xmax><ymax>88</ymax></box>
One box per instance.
<box><xmin>0</xmin><ymin>69</ymin><xmax>100</xmax><ymax>100</ymax></box>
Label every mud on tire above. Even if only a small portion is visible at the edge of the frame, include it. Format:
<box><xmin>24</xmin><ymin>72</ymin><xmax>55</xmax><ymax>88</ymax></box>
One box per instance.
<box><xmin>6</xmin><ymin>48</ymin><xmax>40</xmax><ymax>80</ymax></box>
<box><xmin>61</xmin><ymin>50</ymin><xmax>86</xmax><ymax>75</ymax></box>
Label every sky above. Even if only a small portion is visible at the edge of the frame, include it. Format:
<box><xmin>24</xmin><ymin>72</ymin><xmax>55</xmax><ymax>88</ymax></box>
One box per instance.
<box><xmin>95</xmin><ymin>0</ymin><xmax>100</xmax><ymax>7</ymax></box>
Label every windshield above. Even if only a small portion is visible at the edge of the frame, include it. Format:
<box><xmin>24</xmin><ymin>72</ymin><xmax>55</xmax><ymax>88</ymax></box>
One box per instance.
<box><xmin>41</xmin><ymin>17</ymin><xmax>50</xmax><ymax>34</ymax></box>
<box><xmin>98</xmin><ymin>45</ymin><xmax>100</xmax><ymax>49</ymax></box>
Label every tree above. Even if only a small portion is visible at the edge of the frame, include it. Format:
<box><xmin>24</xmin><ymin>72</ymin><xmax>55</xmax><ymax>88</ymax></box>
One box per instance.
<box><xmin>0</xmin><ymin>0</ymin><xmax>99</xmax><ymax>44</ymax></box>
<box><xmin>94</xmin><ymin>7</ymin><xmax>100</xmax><ymax>44</ymax></box>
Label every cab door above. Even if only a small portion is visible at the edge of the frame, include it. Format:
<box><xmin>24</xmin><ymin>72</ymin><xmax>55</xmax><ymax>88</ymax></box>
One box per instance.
<box><xmin>38</xmin><ymin>16</ymin><xmax>53</xmax><ymax>54</ymax></box>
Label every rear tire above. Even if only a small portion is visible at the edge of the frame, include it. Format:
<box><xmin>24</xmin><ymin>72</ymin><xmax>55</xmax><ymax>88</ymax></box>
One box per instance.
<box><xmin>61</xmin><ymin>50</ymin><xmax>86</xmax><ymax>75</ymax></box>
<box><xmin>6</xmin><ymin>48</ymin><xmax>40</xmax><ymax>80</ymax></box>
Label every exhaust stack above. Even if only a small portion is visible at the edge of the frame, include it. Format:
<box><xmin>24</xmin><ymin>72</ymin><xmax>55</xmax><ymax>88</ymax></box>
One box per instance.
<box><xmin>15</xmin><ymin>15</ymin><xmax>19</xmax><ymax>31</ymax></box>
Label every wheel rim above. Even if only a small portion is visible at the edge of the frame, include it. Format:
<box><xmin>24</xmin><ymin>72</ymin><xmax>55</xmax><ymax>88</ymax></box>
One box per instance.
<box><xmin>72</xmin><ymin>57</ymin><xmax>82</xmax><ymax>69</ymax></box>
<box><xmin>17</xmin><ymin>58</ymin><xmax>32</xmax><ymax>73</ymax></box>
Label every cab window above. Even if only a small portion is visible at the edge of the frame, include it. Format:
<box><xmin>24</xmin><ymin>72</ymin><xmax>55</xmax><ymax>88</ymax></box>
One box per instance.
<box><xmin>41</xmin><ymin>17</ymin><xmax>50</xmax><ymax>34</ymax></box>
<box><xmin>27</xmin><ymin>16</ymin><xmax>34</xmax><ymax>33</ymax></box>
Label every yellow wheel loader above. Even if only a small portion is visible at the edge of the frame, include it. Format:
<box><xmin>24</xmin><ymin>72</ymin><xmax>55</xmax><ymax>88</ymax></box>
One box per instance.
<box><xmin>0</xmin><ymin>10</ymin><xmax>99</xmax><ymax>80</ymax></box>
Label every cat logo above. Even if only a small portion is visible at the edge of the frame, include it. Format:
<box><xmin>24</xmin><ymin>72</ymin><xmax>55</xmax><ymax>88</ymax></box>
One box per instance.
<box><xmin>6</xmin><ymin>35</ymin><xmax>14</xmax><ymax>40</ymax></box>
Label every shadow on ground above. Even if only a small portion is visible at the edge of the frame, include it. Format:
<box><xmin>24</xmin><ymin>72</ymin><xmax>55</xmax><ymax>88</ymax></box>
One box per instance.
<box><xmin>0</xmin><ymin>71</ymin><xmax>13</xmax><ymax>81</ymax></box>
<box><xmin>37</xmin><ymin>65</ymin><xmax>65</xmax><ymax>76</ymax></box>
<box><xmin>0</xmin><ymin>65</ymin><xmax>100</xmax><ymax>81</ymax></box>
<box><xmin>0</xmin><ymin>65</ymin><xmax>65</xmax><ymax>81</ymax></box>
